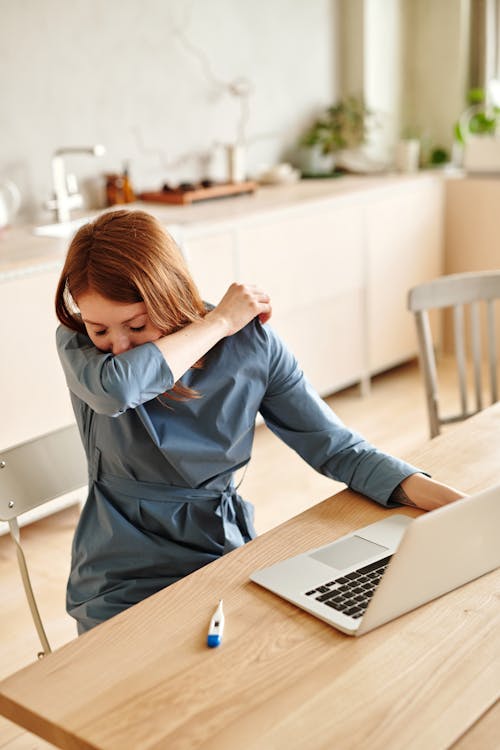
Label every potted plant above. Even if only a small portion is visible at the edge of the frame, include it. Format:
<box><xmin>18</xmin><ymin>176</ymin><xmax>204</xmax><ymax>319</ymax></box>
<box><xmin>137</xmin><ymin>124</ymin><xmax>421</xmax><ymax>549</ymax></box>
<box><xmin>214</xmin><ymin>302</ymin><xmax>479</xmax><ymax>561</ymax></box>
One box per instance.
<box><xmin>454</xmin><ymin>87</ymin><xmax>500</xmax><ymax>143</ymax></box>
<box><xmin>454</xmin><ymin>87</ymin><xmax>500</xmax><ymax>171</ymax></box>
<box><xmin>298</xmin><ymin>96</ymin><xmax>373</xmax><ymax>175</ymax></box>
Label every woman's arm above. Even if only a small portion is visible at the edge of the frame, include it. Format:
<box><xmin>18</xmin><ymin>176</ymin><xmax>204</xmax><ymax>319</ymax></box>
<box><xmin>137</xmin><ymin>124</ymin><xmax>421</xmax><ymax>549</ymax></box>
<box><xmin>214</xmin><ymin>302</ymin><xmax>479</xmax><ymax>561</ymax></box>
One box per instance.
<box><xmin>153</xmin><ymin>283</ymin><xmax>271</xmax><ymax>382</ymax></box>
<box><xmin>57</xmin><ymin>283</ymin><xmax>272</xmax><ymax>416</ymax></box>
<box><xmin>258</xmin><ymin>325</ymin><xmax>464</xmax><ymax>510</ymax></box>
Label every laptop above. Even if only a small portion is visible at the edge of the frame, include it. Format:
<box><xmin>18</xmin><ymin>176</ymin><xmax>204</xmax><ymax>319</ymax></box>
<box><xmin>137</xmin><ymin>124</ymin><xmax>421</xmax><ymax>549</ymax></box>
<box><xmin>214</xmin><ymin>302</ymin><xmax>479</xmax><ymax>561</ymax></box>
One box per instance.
<box><xmin>250</xmin><ymin>485</ymin><xmax>500</xmax><ymax>636</ymax></box>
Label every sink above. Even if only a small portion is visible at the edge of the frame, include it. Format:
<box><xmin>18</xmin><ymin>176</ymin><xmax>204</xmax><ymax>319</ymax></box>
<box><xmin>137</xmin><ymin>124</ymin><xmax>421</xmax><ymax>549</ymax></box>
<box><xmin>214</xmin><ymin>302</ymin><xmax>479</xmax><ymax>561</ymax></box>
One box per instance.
<box><xmin>33</xmin><ymin>217</ymin><xmax>185</xmax><ymax>248</ymax></box>
<box><xmin>33</xmin><ymin>217</ymin><xmax>92</xmax><ymax>238</ymax></box>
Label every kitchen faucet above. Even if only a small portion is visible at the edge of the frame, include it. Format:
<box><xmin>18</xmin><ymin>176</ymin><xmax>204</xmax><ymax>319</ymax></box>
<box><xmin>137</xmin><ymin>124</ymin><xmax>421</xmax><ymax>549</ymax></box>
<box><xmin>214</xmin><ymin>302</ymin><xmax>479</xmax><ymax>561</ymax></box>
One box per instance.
<box><xmin>44</xmin><ymin>145</ymin><xmax>105</xmax><ymax>223</ymax></box>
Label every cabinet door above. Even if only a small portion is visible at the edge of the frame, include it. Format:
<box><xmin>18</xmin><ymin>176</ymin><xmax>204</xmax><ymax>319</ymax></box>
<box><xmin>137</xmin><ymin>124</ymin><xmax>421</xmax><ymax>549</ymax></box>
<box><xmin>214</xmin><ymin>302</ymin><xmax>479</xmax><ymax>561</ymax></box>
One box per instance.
<box><xmin>445</xmin><ymin>177</ymin><xmax>500</xmax><ymax>353</ymax></box>
<box><xmin>367</xmin><ymin>178</ymin><xmax>444</xmax><ymax>373</ymax></box>
<box><xmin>182</xmin><ymin>231</ymin><xmax>236</xmax><ymax>306</ymax></box>
<box><xmin>445</xmin><ymin>177</ymin><xmax>500</xmax><ymax>273</ymax></box>
<box><xmin>0</xmin><ymin>270</ymin><xmax>74</xmax><ymax>450</ymax></box>
<box><xmin>237</xmin><ymin>203</ymin><xmax>366</xmax><ymax>395</ymax></box>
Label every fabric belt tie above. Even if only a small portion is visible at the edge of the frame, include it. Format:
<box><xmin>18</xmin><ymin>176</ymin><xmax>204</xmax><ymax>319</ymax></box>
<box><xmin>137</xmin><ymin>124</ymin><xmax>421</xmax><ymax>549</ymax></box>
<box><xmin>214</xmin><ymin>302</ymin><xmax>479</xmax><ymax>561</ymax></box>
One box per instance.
<box><xmin>90</xmin><ymin>458</ymin><xmax>256</xmax><ymax>553</ymax></box>
<box><xmin>215</xmin><ymin>487</ymin><xmax>256</xmax><ymax>552</ymax></box>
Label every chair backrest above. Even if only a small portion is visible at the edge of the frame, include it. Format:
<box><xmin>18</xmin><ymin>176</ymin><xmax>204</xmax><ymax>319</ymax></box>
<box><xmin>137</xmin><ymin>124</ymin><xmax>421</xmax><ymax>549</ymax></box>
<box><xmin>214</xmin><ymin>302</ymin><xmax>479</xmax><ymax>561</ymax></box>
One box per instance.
<box><xmin>408</xmin><ymin>270</ymin><xmax>500</xmax><ymax>438</ymax></box>
<box><xmin>0</xmin><ymin>424</ymin><xmax>87</xmax><ymax>658</ymax></box>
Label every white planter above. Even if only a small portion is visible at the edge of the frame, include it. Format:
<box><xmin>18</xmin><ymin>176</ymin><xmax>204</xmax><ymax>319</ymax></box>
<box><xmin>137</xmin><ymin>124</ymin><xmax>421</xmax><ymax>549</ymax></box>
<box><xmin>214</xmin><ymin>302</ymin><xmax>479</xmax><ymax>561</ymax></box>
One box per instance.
<box><xmin>463</xmin><ymin>135</ymin><xmax>500</xmax><ymax>173</ymax></box>
<box><xmin>394</xmin><ymin>140</ymin><xmax>420</xmax><ymax>173</ymax></box>
<box><xmin>298</xmin><ymin>146</ymin><xmax>336</xmax><ymax>175</ymax></box>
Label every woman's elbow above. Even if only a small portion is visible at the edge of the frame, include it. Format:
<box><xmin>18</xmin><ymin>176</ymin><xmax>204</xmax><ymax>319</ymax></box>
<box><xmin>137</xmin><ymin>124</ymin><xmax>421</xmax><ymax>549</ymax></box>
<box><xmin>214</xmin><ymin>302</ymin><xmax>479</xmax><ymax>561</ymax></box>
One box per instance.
<box><xmin>78</xmin><ymin>381</ymin><xmax>135</xmax><ymax>417</ymax></box>
<box><xmin>91</xmin><ymin>401</ymin><xmax>128</xmax><ymax>417</ymax></box>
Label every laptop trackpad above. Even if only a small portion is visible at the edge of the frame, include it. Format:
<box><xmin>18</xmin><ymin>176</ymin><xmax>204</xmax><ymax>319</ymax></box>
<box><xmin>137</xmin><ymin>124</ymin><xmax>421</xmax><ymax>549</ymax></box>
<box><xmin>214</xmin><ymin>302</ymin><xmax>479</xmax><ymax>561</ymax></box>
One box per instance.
<box><xmin>310</xmin><ymin>535</ymin><xmax>389</xmax><ymax>570</ymax></box>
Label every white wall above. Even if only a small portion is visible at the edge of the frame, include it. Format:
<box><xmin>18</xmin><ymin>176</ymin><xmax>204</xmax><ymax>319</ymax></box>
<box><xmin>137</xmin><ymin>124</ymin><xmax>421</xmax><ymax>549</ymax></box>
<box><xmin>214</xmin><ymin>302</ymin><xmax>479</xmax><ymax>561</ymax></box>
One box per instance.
<box><xmin>338</xmin><ymin>0</ymin><xmax>407</xmax><ymax>162</ymax></box>
<box><xmin>338</xmin><ymin>0</ymin><xmax>470</xmax><ymax>163</ymax></box>
<box><xmin>403</xmin><ymin>0</ymin><xmax>470</xmax><ymax>152</ymax></box>
<box><xmin>0</xmin><ymin>0</ymin><xmax>339</xmax><ymax>222</ymax></box>
<box><xmin>364</xmin><ymin>0</ymin><xmax>404</xmax><ymax>160</ymax></box>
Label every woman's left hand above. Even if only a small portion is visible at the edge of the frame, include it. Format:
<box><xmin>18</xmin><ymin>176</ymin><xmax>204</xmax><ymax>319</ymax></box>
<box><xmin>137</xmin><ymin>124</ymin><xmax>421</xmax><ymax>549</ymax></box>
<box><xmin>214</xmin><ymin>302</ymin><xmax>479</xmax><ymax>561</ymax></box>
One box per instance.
<box><xmin>395</xmin><ymin>473</ymin><xmax>466</xmax><ymax>511</ymax></box>
<box><xmin>207</xmin><ymin>282</ymin><xmax>272</xmax><ymax>336</ymax></box>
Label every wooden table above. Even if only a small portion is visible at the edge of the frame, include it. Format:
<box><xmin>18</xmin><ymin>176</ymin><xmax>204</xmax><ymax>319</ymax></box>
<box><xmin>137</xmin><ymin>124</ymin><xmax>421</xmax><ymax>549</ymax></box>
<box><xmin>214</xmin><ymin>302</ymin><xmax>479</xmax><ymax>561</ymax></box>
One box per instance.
<box><xmin>1</xmin><ymin>405</ymin><xmax>500</xmax><ymax>750</ymax></box>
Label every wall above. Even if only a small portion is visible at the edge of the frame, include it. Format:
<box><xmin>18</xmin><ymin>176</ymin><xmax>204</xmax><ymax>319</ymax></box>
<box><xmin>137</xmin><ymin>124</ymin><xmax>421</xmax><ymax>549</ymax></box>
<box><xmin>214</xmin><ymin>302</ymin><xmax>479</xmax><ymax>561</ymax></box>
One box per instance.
<box><xmin>364</xmin><ymin>0</ymin><xmax>405</xmax><ymax>160</ymax></box>
<box><xmin>338</xmin><ymin>0</ymin><xmax>471</xmax><ymax>163</ymax></box>
<box><xmin>403</xmin><ymin>0</ymin><xmax>470</xmax><ymax>154</ymax></box>
<box><xmin>338</xmin><ymin>0</ymin><xmax>409</xmax><ymax>162</ymax></box>
<box><xmin>0</xmin><ymin>0</ymin><xmax>338</xmax><ymax>222</ymax></box>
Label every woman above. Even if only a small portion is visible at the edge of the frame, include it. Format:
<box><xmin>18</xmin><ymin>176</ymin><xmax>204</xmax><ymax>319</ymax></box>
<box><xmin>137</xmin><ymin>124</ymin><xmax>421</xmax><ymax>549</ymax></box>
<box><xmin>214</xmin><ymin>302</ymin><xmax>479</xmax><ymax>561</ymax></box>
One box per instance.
<box><xmin>55</xmin><ymin>209</ymin><xmax>463</xmax><ymax>634</ymax></box>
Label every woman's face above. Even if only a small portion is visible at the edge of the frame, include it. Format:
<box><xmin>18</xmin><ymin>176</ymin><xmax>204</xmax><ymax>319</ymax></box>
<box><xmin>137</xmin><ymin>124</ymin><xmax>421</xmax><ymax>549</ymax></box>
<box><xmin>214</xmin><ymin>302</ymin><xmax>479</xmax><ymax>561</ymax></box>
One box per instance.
<box><xmin>77</xmin><ymin>290</ymin><xmax>163</xmax><ymax>354</ymax></box>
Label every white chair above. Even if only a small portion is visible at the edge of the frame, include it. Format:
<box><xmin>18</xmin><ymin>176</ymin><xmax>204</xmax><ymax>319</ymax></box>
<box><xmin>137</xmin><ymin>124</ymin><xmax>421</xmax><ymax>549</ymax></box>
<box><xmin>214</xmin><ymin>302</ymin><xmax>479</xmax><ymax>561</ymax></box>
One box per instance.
<box><xmin>0</xmin><ymin>424</ymin><xmax>87</xmax><ymax>658</ymax></box>
<box><xmin>408</xmin><ymin>270</ymin><xmax>500</xmax><ymax>438</ymax></box>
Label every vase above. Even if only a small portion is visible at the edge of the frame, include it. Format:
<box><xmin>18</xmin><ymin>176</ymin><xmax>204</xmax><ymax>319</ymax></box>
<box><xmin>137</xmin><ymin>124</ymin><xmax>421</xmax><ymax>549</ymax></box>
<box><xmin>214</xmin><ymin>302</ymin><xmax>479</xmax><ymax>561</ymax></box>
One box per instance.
<box><xmin>298</xmin><ymin>146</ymin><xmax>336</xmax><ymax>175</ymax></box>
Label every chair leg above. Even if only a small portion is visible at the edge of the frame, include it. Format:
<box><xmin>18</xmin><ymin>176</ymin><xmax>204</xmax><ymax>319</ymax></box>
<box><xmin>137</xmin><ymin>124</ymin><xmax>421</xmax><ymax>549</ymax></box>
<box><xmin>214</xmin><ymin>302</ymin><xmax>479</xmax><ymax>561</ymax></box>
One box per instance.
<box><xmin>415</xmin><ymin>311</ymin><xmax>441</xmax><ymax>438</ymax></box>
<box><xmin>8</xmin><ymin>518</ymin><xmax>52</xmax><ymax>658</ymax></box>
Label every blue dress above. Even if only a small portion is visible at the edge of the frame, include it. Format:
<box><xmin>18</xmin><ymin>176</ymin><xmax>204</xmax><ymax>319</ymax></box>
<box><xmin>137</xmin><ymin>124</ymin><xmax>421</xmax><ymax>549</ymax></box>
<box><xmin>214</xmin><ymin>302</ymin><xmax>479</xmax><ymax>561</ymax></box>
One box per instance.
<box><xmin>56</xmin><ymin>319</ymin><xmax>419</xmax><ymax>633</ymax></box>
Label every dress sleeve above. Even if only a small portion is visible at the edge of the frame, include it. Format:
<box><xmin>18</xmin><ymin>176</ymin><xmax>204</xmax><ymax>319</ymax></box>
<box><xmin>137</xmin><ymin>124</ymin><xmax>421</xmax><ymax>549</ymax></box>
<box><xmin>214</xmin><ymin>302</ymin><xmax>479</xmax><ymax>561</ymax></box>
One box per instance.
<box><xmin>56</xmin><ymin>325</ymin><xmax>174</xmax><ymax>416</ymax></box>
<box><xmin>258</xmin><ymin>325</ymin><xmax>422</xmax><ymax>507</ymax></box>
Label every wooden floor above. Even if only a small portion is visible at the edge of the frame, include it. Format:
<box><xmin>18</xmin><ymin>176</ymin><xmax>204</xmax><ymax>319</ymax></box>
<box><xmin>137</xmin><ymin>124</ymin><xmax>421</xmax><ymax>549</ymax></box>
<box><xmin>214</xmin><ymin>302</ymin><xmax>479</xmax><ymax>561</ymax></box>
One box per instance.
<box><xmin>1</xmin><ymin>358</ymin><xmax>498</xmax><ymax>749</ymax></box>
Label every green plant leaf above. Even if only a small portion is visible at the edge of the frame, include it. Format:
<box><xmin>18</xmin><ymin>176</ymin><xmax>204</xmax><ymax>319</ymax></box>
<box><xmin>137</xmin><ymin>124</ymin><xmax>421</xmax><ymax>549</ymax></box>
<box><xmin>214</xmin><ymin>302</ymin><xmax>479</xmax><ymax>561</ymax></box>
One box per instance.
<box><xmin>299</xmin><ymin>96</ymin><xmax>373</xmax><ymax>152</ymax></box>
<box><xmin>430</xmin><ymin>147</ymin><xmax>449</xmax><ymax>164</ymax></box>
<box><xmin>467</xmin><ymin>88</ymin><xmax>485</xmax><ymax>105</ymax></box>
<box><xmin>453</xmin><ymin>121</ymin><xmax>465</xmax><ymax>145</ymax></box>
<box><xmin>469</xmin><ymin>112</ymin><xmax>497</xmax><ymax>134</ymax></box>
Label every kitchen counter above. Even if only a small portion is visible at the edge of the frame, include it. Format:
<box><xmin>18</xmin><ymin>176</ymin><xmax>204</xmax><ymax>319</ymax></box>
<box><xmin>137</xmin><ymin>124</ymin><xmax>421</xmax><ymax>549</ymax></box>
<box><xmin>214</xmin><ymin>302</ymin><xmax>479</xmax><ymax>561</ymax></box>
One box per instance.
<box><xmin>0</xmin><ymin>172</ymin><xmax>443</xmax><ymax>282</ymax></box>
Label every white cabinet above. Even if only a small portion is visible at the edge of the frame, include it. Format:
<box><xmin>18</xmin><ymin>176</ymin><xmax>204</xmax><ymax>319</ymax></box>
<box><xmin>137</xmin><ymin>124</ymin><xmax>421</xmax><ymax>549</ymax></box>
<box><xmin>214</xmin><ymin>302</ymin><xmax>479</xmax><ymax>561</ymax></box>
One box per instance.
<box><xmin>180</xmin><ymin>177</ymin><xmax>444</xmax><ymax>397</ymax></box>
<box><xmin>445</xmin><ymin>177</ymin><xmax>500</xmax><ymax>273</ymax></box>
<box><xmin>181</xmin><ymin>230</ymin><xmax>236</xmax><ymax>304</ymax></box>
<box><xmin>237</xmin><ymin>202</ymin><xmax>366</xmax><ymax>394</ymax></box>
<box><xmin>444</xmin><ymin>177</ymin><xmax>500</xmax><ymax>351</ymax></box>
<box><xmin>367</xmin><ymin>179</ymin><xmax>444</xmax><ymax>372</ymax></box>
<box><xmin>0</xmin><ymin>270</ymin><xmax>74</xmax><ymax>451</ymax></box>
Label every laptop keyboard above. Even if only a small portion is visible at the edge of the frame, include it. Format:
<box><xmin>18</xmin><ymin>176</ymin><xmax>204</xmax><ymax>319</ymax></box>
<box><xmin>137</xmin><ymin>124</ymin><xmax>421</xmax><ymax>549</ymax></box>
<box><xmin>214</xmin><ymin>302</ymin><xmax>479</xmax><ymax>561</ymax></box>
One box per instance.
<box><xmin>304</xmin><ymin>555</ymin><xmax>392</xmax><ymax>620</ymax></box>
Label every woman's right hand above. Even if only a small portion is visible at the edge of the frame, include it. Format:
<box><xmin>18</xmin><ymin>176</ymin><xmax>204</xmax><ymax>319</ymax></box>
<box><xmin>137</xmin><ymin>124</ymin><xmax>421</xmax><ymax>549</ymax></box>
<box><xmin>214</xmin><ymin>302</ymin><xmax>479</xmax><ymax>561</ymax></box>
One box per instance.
<box><xmin>207</xmin><ymin>283</ymin><xmax>272</xmax><ymax>336</ymax></box>
<box><xmin>152</xmin><ymin>283</ymin><xmax>271</xmax><ymax>383</ymax></box>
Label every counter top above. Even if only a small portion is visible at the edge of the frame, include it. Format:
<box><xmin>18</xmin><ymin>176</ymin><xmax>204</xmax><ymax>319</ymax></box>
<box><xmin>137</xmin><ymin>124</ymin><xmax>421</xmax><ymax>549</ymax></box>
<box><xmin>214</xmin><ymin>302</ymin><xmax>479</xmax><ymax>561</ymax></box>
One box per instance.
<box><xmin>0</xmin><ymin>172</ymin><xmax>442</xmax><ymax>282</ymax></box>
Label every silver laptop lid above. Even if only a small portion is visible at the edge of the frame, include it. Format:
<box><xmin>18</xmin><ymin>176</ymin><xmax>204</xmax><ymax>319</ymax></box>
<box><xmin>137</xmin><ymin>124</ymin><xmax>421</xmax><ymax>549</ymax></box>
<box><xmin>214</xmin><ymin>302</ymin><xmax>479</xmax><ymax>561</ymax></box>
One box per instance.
<box><xmin>357</xmin><ymin>485</ymin><xmax>500</xmax><ymax>634</ymax></box>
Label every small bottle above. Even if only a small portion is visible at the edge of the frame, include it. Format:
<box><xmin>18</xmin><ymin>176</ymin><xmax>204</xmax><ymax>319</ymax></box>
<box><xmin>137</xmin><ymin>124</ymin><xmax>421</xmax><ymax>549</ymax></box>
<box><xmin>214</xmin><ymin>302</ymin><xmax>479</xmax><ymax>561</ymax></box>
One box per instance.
<box><xmin>226</xmin><ymin>144</ymin><xmax>246</xmax><ymax>183</ymax></box>
<box><xmin>122</xmin><ymin>162</ymin><xmax>136</xmax><ymax>203</ymax></box>
<box><xmin>105</xmin><ymin>174</ymin><xmax>123</xmax><ymax>206</ymax></box>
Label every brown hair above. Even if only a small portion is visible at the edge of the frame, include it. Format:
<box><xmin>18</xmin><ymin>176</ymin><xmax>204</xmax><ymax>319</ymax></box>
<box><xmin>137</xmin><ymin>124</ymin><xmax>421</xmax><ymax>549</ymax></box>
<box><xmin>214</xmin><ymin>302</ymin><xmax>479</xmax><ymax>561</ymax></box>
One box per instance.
<box><xmin>55</xmin><ymin>209</ymin><xmax>206</xmax><ymax>400</ymax></box>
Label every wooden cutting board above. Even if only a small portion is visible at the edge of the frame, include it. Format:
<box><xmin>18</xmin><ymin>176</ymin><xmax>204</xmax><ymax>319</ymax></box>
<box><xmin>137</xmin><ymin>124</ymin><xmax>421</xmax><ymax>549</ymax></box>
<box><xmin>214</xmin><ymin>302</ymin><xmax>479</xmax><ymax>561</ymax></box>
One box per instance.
<box><xmin>139</xmin><ymin>181</ymin><xmax>257</xmax><ymax>205</ymax></box>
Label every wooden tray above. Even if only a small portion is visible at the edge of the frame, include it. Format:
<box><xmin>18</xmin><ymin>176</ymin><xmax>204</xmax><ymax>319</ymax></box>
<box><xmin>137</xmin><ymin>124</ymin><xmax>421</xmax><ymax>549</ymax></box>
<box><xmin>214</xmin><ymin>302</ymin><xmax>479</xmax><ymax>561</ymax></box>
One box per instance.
<box><xmin>139</xmin><ymin>181</ymin><xmax>257</xmax><ymax>205</ymax></box>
